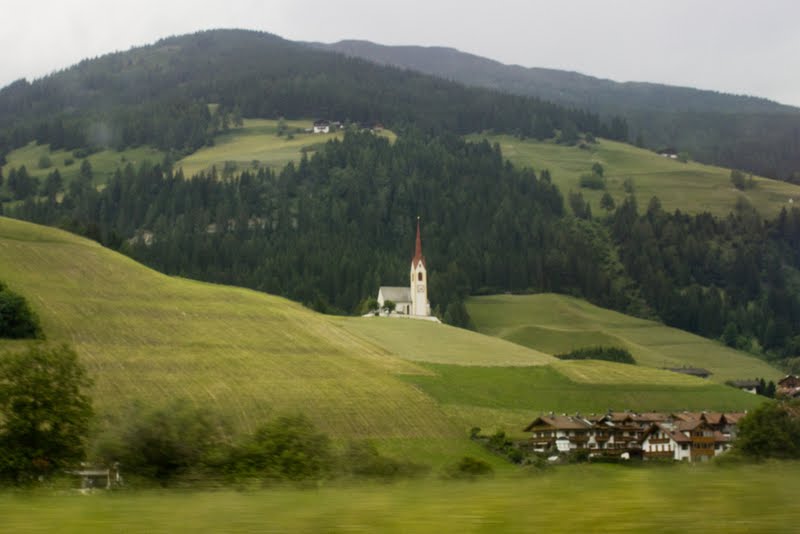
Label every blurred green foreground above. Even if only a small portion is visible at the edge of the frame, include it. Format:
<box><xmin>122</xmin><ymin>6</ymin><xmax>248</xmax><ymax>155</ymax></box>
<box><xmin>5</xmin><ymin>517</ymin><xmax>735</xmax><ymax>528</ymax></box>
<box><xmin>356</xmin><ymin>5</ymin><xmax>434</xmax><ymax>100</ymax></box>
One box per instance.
<box><xmin>1</xmin><ymin>462</ymin><xmax>798</xmax><ymax>533</ymax></box>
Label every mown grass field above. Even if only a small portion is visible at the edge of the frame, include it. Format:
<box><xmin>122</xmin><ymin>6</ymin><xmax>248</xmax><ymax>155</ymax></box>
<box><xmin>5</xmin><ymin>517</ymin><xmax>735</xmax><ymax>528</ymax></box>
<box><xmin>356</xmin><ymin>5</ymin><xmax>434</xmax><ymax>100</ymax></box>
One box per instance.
<box><xmin>176</xmin><ymin>119</ymin><xmax>396</xmax><ymax>178</ymax></box>
<box><xmin>1</xmin><ymin>142</ymin><xmax>164</xmax><ymax>189</ymax></box>
<box><xmin>467</xmin><ymin>293</ymin><xmax>783</xmax><ymax>383</ymax></box>
<box><xmin>0</xmin><ymin>216</ymin><xmax>458</xmax><ymax>446</ymax></box>
<box><xmin>337</xmin><ymin>317</ymin><xmax>554</xmax><ymax>366</ymax></box>
<box><xmin>402</xmin><ymin>362</ymin><xmax>762</xmax><ymax>437</ymax></box>
<box><xmin>0</xmin><ymin>218</ymin><xmax>768</xmax><ymax>461</ymax></box>
<box><xmin>2</xmin><ymin>462</ymin><xmax>799</xmax><ymax>532</ymax></box>
<box><xmin>467</xmin><ymin>134</ymin><xmax>800</xmax><ymax>217</ymax></box>
<box><xmin>343</xmin><ymin>314</ymin><xmax>764</xmax><ymax>436</ymax></box>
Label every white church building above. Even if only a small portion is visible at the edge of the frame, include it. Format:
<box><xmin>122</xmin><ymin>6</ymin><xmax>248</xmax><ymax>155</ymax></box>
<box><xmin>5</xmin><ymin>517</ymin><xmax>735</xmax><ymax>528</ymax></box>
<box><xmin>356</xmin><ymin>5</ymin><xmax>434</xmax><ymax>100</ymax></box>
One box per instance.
<box><xmin>375</xmin><ymin>219</ymin><xmax>436</xmax><ymax>320</ymax></box>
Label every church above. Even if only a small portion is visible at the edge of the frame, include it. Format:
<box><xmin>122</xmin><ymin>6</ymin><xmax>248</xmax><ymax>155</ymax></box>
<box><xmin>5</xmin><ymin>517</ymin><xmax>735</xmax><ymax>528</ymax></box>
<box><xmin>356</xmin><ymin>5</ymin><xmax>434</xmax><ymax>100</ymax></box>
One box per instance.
<box><xmin>376</xmin><ymin>219</ymin><xmax>433</xmax><ymax>318</ymax></box>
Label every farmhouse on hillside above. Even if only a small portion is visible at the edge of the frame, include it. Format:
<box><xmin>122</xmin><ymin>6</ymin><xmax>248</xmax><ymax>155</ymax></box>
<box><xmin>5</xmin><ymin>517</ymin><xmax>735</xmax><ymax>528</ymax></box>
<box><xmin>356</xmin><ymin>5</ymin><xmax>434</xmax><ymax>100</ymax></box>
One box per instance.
<box><xmin>777</xmin><ymin>375</ymin><xmax>800</xmax><ymax>398</ymax></box>
<box><xmin>375</xmin><ymin>218</ymin><xmax>434</xmax><ymax>319</ymax></box>
<box><xmin>728</xmin><ymin>379</ymin><xmax>760</xmax><ymax>394</ymax></box>
<box><xmin>313</xmin><ymin>120</ymin><xmax>331</xmax><ymax>133</ymax></box>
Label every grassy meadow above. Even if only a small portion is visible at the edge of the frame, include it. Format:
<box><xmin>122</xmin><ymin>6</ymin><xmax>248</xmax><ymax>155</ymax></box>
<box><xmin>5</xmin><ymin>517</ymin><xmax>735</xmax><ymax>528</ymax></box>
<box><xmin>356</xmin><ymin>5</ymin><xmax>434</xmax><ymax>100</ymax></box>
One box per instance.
<box><xmin>176</xmin><ymin>118</ymin><xmax>396</xmax><ymax>178</ymax></box>
<box><xmin>2</xmin><ymin>463</ymin><xmax>799</xmax><ymax>532</ymax></box>
<box><xmin>467</xmin><ymin>134</ymin><xmax>800</xmax><ymax>217</ymax></box>
<box><xmin>2</xmin><ymin>142</ymin><xmax>164</xmax><ymax>189</ymax></box>
<box><xmin>467</xmin><ymin>293</ymin><xmax>783</xmax><ymax>383</ymax></box>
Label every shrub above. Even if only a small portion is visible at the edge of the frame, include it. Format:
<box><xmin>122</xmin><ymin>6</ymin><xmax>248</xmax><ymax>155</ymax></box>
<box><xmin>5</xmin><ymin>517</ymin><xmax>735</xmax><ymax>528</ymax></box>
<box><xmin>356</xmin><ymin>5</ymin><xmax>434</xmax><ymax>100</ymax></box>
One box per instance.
<box><xmin>37</xmin><ymin>155</ymin><xmax>52</xmax><ymax>169</ymax></box>
<box><xmin>730</xmin><ymin>169</ymin><xmax>756</xmax><ymax>190</ymax></box>
<box><xmin>579</xmin><ymin>173</ymin><xmax>605</xmax><ymax>190</ymax></box>
<box><xmin>443</xmin><ymin>456</ymin><xmax>493</xmax><ymax>479</ymax></box>
<box><xmin>229</xmin><ymin>414</ymin><xmax>332</xmax><ymax>482</ymax></box>
<box><xmin>623</xmin><ymin>177</ymin><xmax>635</xmax><ymax>194</ymax></box>
<box><xmin>736</xmin><ymin>400</ymin><xmax>800</xmax><ymax>459</ymax></box>
<box><xmin>0</xmin><ymin>282</ymin><xmax>43</xmax><ymax>339</ymax></box>
<box><xmin>343</xmin><ymin>441</ymin><xmax>427</xmax><ymax>479</ymax></box>
<box><xmin>0</xmin><ymin>345</ymin><xmax>92</xmax><ymax>483</ymax></box>
<box><xmin>99</xmin><ymin>399</ymin><xmax>232</xmax><ymax>485</ymax></box>
<box><xmin>555</xmin><ymin>346</ymin><xmax>636</xmax><ymax>364</ymax></box>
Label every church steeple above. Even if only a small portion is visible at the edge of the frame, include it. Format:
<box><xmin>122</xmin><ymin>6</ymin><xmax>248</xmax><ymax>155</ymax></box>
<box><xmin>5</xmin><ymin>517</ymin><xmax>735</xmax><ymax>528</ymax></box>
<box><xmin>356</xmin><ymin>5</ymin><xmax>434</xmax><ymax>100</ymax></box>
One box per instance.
<box><xmin>410</xmin><ymin>217</ymin><xmax>429</xmax><ymax>317</ymax></box>
<box><xmin>412</xmin><ymin>217</ymin><xmax>425</xmax><ymax>267</ymax></box>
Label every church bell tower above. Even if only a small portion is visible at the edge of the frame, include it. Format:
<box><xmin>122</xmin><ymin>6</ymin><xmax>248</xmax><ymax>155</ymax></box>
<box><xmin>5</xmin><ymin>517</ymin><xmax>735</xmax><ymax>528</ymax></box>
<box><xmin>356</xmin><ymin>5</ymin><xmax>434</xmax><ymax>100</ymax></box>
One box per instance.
<box><xmin>410</xmin><ymin>218</ymin><xmax>430</xmax><ymax>317</ymax></box>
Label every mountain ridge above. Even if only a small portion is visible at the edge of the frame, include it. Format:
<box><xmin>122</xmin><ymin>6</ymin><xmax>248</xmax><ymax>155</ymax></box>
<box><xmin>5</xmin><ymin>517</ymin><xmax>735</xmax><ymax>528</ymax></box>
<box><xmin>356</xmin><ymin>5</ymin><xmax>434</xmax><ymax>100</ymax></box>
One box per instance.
<box><xmin>313</xmin><ymin>39</ymin><xmax>799</xmax><ymax>115</ymax></box>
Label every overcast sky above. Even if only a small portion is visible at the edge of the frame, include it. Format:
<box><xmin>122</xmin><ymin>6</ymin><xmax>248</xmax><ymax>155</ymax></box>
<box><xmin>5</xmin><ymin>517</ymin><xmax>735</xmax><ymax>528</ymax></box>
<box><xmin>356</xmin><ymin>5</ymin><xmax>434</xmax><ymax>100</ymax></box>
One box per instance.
<box><xmin>2</xmin><ymin>0</ymin><xmax>798</xmax><ymax>106</ymax></box>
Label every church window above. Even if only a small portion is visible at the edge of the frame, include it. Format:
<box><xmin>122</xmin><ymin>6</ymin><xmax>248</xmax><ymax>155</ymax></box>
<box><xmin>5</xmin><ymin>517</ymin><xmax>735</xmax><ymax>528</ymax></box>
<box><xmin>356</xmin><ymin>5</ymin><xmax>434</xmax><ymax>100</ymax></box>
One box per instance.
<box><xmin>418</xmin><ymin>272</ymin><xmax>423</xmax><ymax>281</ymax></box>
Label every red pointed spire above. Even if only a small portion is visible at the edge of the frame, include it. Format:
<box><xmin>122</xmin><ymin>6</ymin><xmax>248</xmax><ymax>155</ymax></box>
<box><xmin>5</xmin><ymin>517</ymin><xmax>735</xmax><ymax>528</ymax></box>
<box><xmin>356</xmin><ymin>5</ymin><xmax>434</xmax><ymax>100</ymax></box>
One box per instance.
<box><xmin>412</xmin><ymin>217</ymin><xmax>425</xmax><ymax>267</ymax></box>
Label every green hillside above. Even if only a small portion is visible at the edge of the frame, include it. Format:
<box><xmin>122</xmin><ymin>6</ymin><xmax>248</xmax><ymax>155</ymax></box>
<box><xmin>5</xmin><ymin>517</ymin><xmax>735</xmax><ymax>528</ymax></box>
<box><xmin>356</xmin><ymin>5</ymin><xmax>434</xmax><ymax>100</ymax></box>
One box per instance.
<box><xmin>0</xmin><ymin>218</ymin><xmax>765</xmax><ymax>455</ymax></box>
<box><xmin>467</xmin><ymin>134</ymin><xmax>800</xmax><ymax>217</ymax></box>
<box><xmin>176</xmin><ymin>118</ymin><xmax>395</xmax><ymax>177</ymax></box>
<box><xmin>0</xmin><ymin>216</ymin><xmax>454</xmax><ymax>443</ymax></box>
<box><xmin>0</xmin><ymin>118</ymin><xmax>394</xmax><ymax>198</ymax></box>
<box><xmin>2</xmin><ymin>142</ymin><xmax>164</xmax><ymax>190</ymax></box>
<box><xmin>467</xmin><ymin>293</ymin><xmax>783</xmax><ymax>383</ymax></box>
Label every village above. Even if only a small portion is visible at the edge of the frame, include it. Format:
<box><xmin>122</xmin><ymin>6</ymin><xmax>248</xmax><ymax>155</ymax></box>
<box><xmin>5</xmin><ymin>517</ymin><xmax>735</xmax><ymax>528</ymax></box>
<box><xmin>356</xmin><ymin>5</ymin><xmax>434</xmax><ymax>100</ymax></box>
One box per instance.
<box><xmin>525</xmin><ymin>372</ymin><xmax>800</xmax><ymax>463</ymax></box>
<box><xmin>524</xmin><ymin>410</ymin><xmax>742</xmax><ymax>462</ymax></box>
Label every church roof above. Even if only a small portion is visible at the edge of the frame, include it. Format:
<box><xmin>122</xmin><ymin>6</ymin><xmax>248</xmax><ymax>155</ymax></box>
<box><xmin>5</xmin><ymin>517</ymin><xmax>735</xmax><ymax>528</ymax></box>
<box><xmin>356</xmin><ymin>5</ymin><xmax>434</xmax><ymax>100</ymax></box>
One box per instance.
<box><xmin>378</xmin><ymin>286</ymin><xmax>411</xmax><ymax>303</ymax></box>
<box><xmin>412</xmin><ymin>218</ymin><xmax>425</xmax><ymax>268</ymax></box>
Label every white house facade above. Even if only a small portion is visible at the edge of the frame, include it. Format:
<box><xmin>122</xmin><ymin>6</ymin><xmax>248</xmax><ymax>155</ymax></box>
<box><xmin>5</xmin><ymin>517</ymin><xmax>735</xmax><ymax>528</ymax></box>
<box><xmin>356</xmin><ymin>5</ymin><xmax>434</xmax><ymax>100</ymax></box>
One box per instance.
<box><xmin>377</xmin><ymin>286</ymin><xmax>412</xmax><ymax>315</ymax></box>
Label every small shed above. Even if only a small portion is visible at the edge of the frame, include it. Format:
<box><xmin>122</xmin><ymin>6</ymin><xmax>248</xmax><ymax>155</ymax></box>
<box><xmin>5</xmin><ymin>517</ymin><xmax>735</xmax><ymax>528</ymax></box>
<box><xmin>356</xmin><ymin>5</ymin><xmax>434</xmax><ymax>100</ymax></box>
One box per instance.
<box><xmin>69</xmin><ymin>464</ymin><xmax>122</xmax><ymax>490</ymax></box>
<box><xmin>313</xmin><ymin>120</ymin><xmax>331</xmax><ymax>134</ymax></box>
<box><xmin>728</xmin><ymin>379</ymin><xmax>760</xmax><ymax>394</ymax></box>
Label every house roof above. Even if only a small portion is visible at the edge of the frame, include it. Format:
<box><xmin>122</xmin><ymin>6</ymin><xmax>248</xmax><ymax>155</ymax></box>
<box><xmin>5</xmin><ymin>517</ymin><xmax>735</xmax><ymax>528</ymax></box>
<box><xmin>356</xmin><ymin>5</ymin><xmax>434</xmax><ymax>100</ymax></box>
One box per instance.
<box><xmin>702</xmin><ymin>412</ymin><xmax>725</xmax><ymax>425</ymax></box>
<box><xmin>641</xmin><ymin>423</ymin><xmax>691</xmax><ymax>444</ymax></box>
<box><xmin>378</xmin><ymin>286</ymin><xmax>411</xmax><ymax>303</ymax></box>
<box><xmin>723</xmin><ymin>412</ymin><xmax>746</xmax><ymax>424</ymax></box>
<box><xmin>778</xmin><ymin>375</ymin><xmax>800</xmax><ymax>389</ymax></box>
<box><xmin>713</xmin><ymin>431</ymin><xmax>731</xmax><ymax>443</ymax></box>
<box><xmin>676</xmin><ymin>419</ymin><xmax>710</xmax><ymax>432</ymax></box>
<box><xmin>670</xmin><ymin>430</ymin><xmax>692</xmax><ymax>443</ymax></box>
<box><xmin>635</xmin><ymin>412</ymin><xmax>670</xmax><ymax>423</ymax></box>
<box><xmin>524</xmin><ymin>415</ymin><xmax>592</xmax><ymax>431</ymax></box>
<box><xmin>591</xmin><ymin>411</ymin><xmax>670</xmax><ymax>426</ymax></box>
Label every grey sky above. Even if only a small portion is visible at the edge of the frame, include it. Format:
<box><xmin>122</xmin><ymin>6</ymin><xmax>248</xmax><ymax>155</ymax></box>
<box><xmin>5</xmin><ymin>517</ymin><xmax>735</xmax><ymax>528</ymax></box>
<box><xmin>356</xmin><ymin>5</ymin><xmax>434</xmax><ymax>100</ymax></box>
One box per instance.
<box><xmin>2</xmin><ymin>0</ymin><xmax>799</xmax><ymax>106</ymax></box>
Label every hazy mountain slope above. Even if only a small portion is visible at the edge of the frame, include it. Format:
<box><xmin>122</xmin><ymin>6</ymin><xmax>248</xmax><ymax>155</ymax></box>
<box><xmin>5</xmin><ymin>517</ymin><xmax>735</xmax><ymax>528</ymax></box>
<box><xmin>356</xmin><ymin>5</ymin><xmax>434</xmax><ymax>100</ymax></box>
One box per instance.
<box><xmin>316</xmin><ymin>40</ymin><xmax>797</xmax><ymax>116</ymax></box>
<box><xmin>313</xmin><ymin>40</ymin><xmax>800</xmax><ymax>181</ymax></box>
